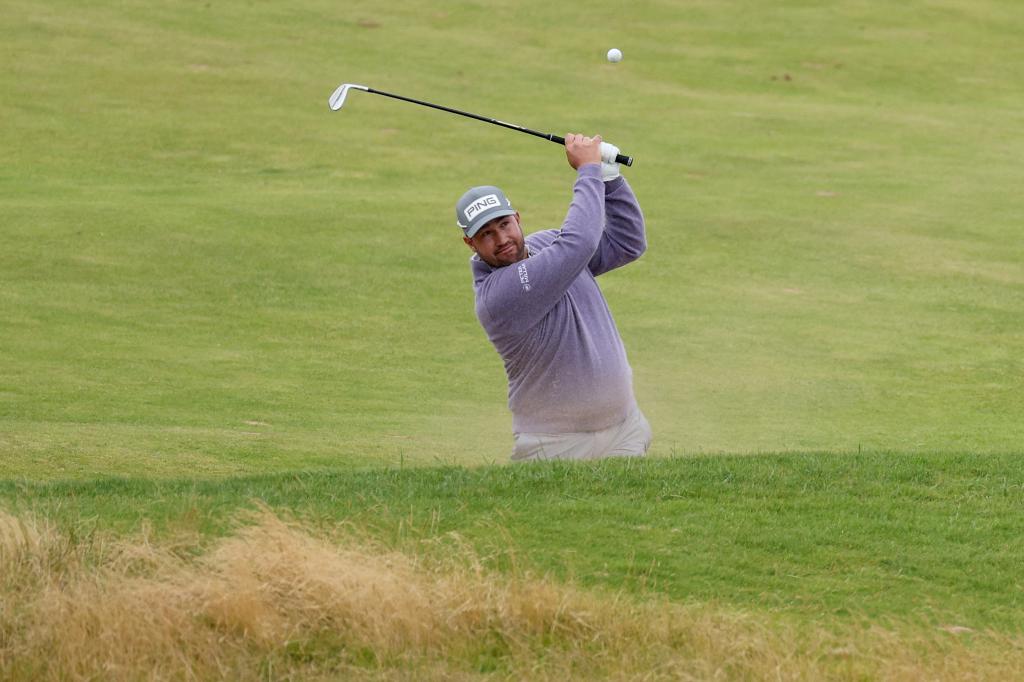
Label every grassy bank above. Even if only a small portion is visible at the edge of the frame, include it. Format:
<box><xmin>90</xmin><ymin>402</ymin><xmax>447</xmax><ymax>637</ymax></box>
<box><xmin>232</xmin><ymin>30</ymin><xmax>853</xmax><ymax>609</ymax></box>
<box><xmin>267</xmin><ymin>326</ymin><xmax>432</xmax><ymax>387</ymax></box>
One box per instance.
<box><xmin>3</xmin><ymin>506</ymin><xmax>1022</xmax><ymax>681</ymax></box>
<box><xmin>5</xmin><ymin>453</ymin><xmax>1022</xmax><ymax>632</ymax></box>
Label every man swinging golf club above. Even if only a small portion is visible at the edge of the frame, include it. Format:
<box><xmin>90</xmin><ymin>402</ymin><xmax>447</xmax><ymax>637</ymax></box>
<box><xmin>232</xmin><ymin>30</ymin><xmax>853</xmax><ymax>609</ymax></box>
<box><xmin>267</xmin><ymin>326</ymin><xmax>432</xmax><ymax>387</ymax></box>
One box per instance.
<box><xmin>457</xmin><ymin>133</ymin><xmax>650</xmax><ymax>461</ymax></box>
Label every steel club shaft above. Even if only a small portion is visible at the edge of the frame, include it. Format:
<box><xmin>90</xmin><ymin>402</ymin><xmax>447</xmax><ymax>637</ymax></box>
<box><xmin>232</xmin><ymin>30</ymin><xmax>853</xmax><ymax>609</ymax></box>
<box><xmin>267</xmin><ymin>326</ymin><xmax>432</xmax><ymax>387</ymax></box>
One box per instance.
<box><xmin>328</xmin><ymin>83</ymin><xmax>634</xmax><ymax>167</ymax></box>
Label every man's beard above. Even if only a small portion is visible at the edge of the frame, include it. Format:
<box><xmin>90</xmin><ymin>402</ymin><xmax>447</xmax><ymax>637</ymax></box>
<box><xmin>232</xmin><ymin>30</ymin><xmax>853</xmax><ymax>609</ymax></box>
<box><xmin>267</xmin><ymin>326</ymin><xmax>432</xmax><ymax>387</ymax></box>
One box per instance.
<box><xmin>487</xmin><ymin>240</ymin><xmax>526</xmax><ymax>267</ymax></box>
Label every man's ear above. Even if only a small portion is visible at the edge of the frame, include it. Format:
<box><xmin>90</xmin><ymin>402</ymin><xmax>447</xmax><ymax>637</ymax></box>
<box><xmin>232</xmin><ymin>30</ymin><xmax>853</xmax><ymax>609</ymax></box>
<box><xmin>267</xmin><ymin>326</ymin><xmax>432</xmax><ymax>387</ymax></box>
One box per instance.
<box><xmin>463</xmin><ymin>236</ymin><xmax>476</xmax><ymax>252</ymax></box>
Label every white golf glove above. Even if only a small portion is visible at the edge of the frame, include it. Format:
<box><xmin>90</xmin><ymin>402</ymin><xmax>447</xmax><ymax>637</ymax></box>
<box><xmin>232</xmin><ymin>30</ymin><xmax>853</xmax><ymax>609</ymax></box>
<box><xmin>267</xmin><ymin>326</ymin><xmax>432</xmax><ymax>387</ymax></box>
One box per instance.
<box><xmin>600</xmin><ymin>141</ymin><xmax>620</xmax><ymax>182</ymax></box>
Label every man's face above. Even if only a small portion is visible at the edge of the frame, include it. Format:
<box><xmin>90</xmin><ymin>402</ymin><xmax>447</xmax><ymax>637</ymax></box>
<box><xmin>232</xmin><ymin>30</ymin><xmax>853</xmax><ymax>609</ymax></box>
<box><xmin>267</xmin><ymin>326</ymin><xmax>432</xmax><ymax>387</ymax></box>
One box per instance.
<box><xmin>463</xmin><ymin>213</ymin><xmax>526</xmax><ymax>268</ymax></box>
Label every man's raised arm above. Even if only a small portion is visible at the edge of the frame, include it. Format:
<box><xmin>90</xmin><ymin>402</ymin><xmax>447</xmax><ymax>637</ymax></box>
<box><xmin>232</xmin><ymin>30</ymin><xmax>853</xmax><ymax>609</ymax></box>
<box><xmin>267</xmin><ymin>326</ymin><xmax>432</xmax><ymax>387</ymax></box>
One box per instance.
<box><xmin>588</xmin><ymin>175</ymin><xmax>646</xmax><ymax>277</ymax></box>
<box><xmin>476</xmin><ymin>136</ymin><xmax>606</xmax><ymax>336</ymax></box>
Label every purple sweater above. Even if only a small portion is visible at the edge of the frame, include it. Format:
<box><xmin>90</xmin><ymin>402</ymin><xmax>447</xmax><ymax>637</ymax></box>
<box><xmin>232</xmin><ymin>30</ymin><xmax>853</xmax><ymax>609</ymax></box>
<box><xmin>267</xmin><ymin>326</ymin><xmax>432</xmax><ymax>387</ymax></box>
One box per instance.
<box><xmin>470</xmin><ymin>164</ymin><xmax>647</xmax><ymax>434</ymax></box>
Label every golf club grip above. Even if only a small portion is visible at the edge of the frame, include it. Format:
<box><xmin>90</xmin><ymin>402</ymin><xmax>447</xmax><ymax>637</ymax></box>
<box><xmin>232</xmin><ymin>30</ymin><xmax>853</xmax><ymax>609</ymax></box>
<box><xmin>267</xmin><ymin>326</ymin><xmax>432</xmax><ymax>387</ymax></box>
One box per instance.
<box><xmin>548</xmin><ymin>135</ymin><xmax>634</xmax><ymax>167</ymax></box>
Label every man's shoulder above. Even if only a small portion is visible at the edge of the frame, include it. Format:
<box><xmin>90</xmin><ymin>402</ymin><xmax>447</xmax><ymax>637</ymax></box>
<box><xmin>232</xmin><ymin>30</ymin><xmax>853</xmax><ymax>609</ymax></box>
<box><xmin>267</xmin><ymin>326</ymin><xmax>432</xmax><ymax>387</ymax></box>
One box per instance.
<box><xmin>525</xmin><ymin>229</ymin><xmax>559</xmax><ymax>253</ymax></box>
<box><xmin>471</xmin><ymin>229</ymin><xmax>559</xmax><ymax>292</ymax></box>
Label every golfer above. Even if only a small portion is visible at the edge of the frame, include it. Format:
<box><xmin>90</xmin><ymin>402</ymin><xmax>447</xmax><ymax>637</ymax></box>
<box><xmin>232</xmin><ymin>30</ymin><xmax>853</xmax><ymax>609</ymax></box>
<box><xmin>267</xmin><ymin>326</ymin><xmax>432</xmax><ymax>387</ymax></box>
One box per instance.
<box><xmin>456</xmin><ymin>133</ymin><xmax>650</xmax><ymax>461</ymax></box>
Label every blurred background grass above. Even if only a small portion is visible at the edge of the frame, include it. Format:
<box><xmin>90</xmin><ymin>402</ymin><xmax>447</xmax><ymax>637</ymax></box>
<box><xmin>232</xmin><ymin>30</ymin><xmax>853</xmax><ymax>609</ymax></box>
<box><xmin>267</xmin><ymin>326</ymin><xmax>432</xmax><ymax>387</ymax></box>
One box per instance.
<box><xmin>2</xmin><ymin>0</ymin><xmax>1022</xmax><ymax>478</ymax></box>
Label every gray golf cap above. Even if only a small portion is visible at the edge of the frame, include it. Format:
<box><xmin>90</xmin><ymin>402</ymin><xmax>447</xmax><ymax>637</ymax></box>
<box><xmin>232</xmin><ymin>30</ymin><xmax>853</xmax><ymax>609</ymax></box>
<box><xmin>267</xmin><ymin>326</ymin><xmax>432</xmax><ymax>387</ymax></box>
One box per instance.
<box><xmin>455</xmin><ymin>185</ymin><xmax>516</xmax><ymax>238</ymax></box>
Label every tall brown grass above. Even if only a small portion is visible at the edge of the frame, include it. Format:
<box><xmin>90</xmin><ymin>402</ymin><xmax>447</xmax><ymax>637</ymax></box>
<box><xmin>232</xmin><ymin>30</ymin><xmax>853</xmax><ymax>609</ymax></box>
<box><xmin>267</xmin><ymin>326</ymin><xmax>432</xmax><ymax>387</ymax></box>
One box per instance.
<box><xmin>1</xmin><ymin>508</ymin><xmax>1020</xmax><ymax>681</ymax></box>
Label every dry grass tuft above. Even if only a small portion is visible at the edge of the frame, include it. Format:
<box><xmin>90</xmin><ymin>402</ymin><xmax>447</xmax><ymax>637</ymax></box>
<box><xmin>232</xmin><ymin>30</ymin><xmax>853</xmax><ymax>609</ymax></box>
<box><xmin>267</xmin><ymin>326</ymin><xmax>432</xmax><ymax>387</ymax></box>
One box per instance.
<box><xmin>1</xmin><ymin>508</ymin><xmax>1021</xmax><ymax>681</ymax></box>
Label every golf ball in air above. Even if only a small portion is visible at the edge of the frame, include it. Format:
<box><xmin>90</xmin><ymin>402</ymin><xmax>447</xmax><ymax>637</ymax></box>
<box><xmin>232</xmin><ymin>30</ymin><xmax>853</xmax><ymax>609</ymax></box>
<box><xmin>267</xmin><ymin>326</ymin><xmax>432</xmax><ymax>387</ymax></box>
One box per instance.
<box><xmin>607</xmin><ymin>48</ymin><xmax>623</xmax><ymax>63</ymax></box>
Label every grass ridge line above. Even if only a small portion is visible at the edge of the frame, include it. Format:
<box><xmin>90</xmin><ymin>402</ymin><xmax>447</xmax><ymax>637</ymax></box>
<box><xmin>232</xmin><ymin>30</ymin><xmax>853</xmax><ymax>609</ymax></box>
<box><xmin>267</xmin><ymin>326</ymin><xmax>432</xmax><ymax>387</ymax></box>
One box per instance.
<box><xmin>3</xmin><ymin>452</ymin><xmax>1022</xmax><ymax>631</ymax></box>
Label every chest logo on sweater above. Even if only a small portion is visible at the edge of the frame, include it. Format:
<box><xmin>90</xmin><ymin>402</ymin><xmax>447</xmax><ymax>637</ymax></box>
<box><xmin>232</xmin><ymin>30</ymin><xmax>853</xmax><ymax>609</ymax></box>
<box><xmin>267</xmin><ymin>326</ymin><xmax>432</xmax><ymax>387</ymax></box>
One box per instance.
<box><xmin>517</xmin><ymin>262</ymin><xmax>531</xmax><ymax>291</ymax></box>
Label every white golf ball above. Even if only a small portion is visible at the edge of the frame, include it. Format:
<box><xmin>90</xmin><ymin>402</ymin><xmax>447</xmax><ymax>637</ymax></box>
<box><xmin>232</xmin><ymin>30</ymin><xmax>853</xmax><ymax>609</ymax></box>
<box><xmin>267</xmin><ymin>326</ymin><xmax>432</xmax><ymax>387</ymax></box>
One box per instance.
<box><xmin>607</xmin><ymin>48</ymin><xmax>623</xmax><ymax>63</ymax></box>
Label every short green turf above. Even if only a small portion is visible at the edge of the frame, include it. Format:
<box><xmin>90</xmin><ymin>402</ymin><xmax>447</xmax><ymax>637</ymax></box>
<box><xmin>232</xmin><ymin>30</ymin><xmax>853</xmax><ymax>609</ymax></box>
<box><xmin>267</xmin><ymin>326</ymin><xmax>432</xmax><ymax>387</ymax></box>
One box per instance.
<box><xmin>3</xmin><ymin>0</ymin><xmax>1022</xmax><ymax>475</ymax></box>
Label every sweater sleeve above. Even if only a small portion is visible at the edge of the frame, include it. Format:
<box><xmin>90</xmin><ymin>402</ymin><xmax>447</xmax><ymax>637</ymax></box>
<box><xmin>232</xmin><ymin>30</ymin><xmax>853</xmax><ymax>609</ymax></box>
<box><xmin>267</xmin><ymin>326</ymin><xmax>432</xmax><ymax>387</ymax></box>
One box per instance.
<box><xmin>587</xmin><ymin>175</ymin><xmax>647</xmax><ymax>277</ymax></box>
<box><xmin>477</xmin><ymin>165</ymin><xmax>605</xmax><ymax>337</ymax></box>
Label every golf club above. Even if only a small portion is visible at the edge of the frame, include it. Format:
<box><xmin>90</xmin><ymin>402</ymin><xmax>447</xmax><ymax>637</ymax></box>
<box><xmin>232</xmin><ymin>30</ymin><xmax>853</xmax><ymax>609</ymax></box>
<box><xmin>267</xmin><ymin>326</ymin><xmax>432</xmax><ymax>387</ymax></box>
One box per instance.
<box><xmin>328</xmin><ymin>83</ymin><xmax>634</xmax><ymax>167</ymax></box>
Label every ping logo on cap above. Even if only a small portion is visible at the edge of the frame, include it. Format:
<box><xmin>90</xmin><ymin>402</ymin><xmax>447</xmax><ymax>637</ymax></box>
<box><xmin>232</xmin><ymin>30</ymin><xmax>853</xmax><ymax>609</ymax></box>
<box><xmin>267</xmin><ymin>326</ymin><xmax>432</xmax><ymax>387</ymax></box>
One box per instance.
<box><xmin>464</xmin><ymin>194</ymin><xmax>501</xmax><ymax>223</ymax></box>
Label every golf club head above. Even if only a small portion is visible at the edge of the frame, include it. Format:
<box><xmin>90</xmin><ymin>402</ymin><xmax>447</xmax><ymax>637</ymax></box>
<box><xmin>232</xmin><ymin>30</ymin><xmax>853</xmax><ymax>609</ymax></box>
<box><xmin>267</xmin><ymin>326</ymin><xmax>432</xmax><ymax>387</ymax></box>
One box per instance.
<box><xmin>328</xmin><ymin>83</ymin><xmax>369</xmax><ymax>111</ymax></box>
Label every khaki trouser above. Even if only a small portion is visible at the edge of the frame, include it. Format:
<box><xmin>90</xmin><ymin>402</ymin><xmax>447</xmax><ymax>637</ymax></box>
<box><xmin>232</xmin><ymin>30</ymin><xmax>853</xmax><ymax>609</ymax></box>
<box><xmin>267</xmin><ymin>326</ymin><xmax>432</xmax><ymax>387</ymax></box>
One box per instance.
<box><xmin>511</xmin><ymin>406</ymin><xmax>652</xmax><ymax>462</ymax></box>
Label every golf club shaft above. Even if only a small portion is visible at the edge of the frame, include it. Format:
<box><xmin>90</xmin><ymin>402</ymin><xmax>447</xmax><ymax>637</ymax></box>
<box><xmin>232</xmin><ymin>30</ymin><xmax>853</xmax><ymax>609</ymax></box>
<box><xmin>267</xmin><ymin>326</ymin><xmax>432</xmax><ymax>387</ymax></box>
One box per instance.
<box><xmin>359</xmin><ymin>86</ymin><xmax>634</xmax><ymax>167</ymax></box>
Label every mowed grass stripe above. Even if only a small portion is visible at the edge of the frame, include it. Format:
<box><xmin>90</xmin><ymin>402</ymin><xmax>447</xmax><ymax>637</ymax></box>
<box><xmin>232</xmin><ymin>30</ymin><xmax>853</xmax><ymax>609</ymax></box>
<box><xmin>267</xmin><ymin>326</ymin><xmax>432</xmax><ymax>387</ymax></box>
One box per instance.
<box><xmin>5</xmin><ymin>452</ymin><xmax>1022</xmax><ymax>631</ymax></box>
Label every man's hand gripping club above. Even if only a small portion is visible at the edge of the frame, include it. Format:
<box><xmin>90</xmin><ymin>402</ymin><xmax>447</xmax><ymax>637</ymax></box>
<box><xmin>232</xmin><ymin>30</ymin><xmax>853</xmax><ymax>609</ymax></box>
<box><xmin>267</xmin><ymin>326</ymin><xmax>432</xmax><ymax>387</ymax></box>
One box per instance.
<box><xmin>564</xmin><ymin>133</ymin><xmax>621</xmax><ymax>181</ymax></box>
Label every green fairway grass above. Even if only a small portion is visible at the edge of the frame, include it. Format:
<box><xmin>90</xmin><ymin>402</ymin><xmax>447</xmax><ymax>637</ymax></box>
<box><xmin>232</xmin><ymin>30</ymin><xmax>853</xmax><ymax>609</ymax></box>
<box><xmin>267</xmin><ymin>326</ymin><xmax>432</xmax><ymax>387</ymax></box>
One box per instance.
<box><xmin>2</xmin><ymin>1</ymin><xmax>1024</xmax><ymax>673</ymax></box>
<box><xmin>3</xmin><ymin>0</ymin><xmax>1022</xmax><ymax>476</ymax></box>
